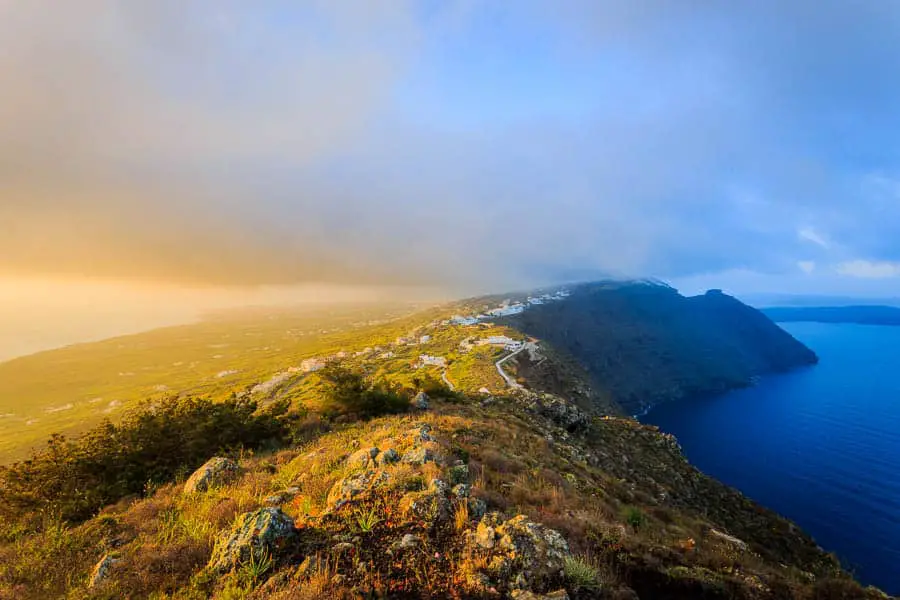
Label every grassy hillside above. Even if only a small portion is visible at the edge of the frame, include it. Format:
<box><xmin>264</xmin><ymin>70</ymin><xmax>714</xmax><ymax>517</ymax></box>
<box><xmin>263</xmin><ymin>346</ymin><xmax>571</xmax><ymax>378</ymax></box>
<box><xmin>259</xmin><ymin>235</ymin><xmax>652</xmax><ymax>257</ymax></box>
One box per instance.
<box><xmin>0</xmin><ymin>282</ymin><xmax>884</xmax><ymax>599</ymax></box>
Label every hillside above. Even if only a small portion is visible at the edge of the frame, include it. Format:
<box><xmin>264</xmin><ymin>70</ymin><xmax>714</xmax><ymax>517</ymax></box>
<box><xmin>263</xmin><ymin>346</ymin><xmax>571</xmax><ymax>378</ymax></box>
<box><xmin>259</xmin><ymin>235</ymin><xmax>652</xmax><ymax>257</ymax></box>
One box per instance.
<box><xmin>763</xmin><ymin>305</ymin><xmax>900</xmax><ymax>327</ymax></box>
<box><xmin>0</xmin><ymin>281</ymin><xmax>887</xmax><ymax>599</ymax></box>
<box><xmin>506</xmin><ymin>283</ymin><xmax>818</xmax><ymax>416</ymax></box>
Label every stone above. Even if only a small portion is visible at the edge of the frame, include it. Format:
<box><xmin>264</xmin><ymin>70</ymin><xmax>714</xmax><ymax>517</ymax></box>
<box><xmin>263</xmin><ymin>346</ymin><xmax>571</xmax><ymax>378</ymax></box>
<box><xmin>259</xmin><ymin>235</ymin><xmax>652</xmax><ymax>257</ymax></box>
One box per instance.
<box><xmin>467</xmin><ymin>497</ymin><xmax>488</xmax><ymax>519</ymax></box>
<box><xmin>399</xmin><ymin>486</ymin><xmax>451</xmax><ymax>526</ymax></box>
<box><xmin>207</xmin><ymin>508</ymin><xmax>297</xmax><ymax>573</ymax></box>
<box><xmin>413</xmin><ymin>391</ymin><xmax>430</xmax><ymax>410</ymax></box>
<box><xmin>347</xmin><ymin>447</ymin><xmax>381</xmax><ymax>470</ymax></box>
<box><xmin>399</xmin><ymin>533</ymin><xmax>421</xmax><ymax>549</ymax></box>
<box><xmin>452</xmin><ymin>483</ymin><xmax>471</xmax><ymax>498</ymax></box>
<box><xmin>405</xmin><ymin>424</ymin><xmax>434</xmax><ymax>443</ymax></box>
<box><xmin>332</xmin><ymin>542</ymin><xmax>355</xmax><ymax>554</ymax></box>
<box><xmin>448</xmin><ymin>464</ymin><xmax>469</xmax><ymax>485</ymax></box>
<box><xmin>88</xmin><ymin>553</ymin><xmax>120</xmax><ymax>588</ymax></box>
<box><xmin>327</xmin><ymin>469</ymin><xmax>392</xmax><ymax>510</ymax></box>
<box><xmin>464</xmin><ymin>513</ymin><xmax>570</xmax><ymax>591</ymax></box>
<box><xmin>375</xmin><ymin>448</ymin><xmax>400</xmax><ymax>466</ymax></box>
<box><xmin>263</xmin><ymin>486</ymin><xmax>301</xmax><ymax>506</ymax></box>
<box><xmin>401</xmin><ymin>444</ymin><xmax>441</xmax><ymax>466</ymax></box>
<box><xmin>528</xmin><ymin>394</ymin><xmax>590</xmax><ymax>432</ymax></box>
<box><xmin>183</xmin><ymin>457</ymin><xmax>240</xmax><ymax>493</ymax></box>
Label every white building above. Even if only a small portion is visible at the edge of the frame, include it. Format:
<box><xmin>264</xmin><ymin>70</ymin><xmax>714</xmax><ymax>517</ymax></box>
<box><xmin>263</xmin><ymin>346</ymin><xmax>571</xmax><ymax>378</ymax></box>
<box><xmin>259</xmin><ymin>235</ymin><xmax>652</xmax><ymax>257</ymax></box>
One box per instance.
<box><xmin>418</xmin><ymin>354</ymin><xmax>448</xmax><ymax>367</ymax></box>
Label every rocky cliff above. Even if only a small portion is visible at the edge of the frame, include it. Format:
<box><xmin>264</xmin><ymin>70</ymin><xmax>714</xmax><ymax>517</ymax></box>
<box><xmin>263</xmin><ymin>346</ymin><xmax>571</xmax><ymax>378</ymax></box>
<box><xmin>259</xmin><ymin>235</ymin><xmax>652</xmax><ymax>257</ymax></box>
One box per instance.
<box><xmin>506</xmin><ymin>282</ymin><xmax>818</xmax><ymax>416</ymax></box>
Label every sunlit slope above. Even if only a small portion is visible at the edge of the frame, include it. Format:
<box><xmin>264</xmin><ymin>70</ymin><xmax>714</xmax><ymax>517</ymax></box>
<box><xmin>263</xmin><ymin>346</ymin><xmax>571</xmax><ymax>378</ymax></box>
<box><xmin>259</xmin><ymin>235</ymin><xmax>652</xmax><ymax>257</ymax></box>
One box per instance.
<box><xmin>0</xmin><ymin>303</ymin><xmax>433</xmax><ymax>460</ymax></box>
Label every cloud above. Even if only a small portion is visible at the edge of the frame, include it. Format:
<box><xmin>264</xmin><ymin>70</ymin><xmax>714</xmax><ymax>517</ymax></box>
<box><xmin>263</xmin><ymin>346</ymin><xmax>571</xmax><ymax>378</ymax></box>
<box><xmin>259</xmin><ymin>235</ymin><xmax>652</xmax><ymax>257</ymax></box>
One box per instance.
<box><xmin>2</xmin><ymin>1</ymin><xmax>900</xmax><ymax>292</ymax></box>
<box><xmin>798</xmin><ymin>227</ymin><xmax>829</xmax><ymax>249</ymax></box>
<box><xmin>836</xmin><ymin>260</ymin><xmax>900</xmax><ymax>279</ymax></box>
<box><xmin>798</xmin><ymin>261</ymin><xmax>816</xmax><ymax>274</ymax></box>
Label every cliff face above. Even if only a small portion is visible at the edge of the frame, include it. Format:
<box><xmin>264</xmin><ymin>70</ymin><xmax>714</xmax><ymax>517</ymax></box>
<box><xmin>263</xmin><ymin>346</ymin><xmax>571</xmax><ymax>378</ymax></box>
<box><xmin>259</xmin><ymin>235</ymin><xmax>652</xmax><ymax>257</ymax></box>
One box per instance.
<box><xmin>507</xmin><ymin>282</ymin><xmax>818</xmax><ymax>415</ymax></box>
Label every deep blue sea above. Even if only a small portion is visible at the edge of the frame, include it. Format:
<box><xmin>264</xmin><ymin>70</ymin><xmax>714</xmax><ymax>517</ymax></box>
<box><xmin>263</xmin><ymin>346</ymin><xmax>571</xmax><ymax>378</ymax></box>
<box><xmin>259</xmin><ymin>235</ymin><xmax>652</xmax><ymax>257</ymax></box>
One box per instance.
<box><xmin>643</xmin><ymin>322</ymin><xmax>900</xmax><ymax>594</ymax></box>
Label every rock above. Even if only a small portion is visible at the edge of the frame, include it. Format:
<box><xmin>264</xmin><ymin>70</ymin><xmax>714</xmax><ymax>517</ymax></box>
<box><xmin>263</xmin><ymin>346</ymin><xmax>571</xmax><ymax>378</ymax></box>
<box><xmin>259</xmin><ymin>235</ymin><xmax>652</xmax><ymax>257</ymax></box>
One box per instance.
<box><xmin>332</xmin><ymin>542</ymin><xmax>355</xmax><ymax>554</ymax></box>
<box><xmin>263</xmin><ymin>486</ymin><xmax>302</xmax><ymax>506</ymax></box>
<box><xmin>448</xmin><ymin>464</ymin><xmax>469</xmax><ymax>485</ymax></box>
<box><xmin>401</xmin><ymin>444</ymin><xmax>441</xmax><ymax>466</ymax></box>
<box><xmin>452</xmin><ymin>483</ymin><xmax>471</xmax><ymax>498</ymax></box>
<box><xmin>511</xmin><ymin>591</ymin><xmax>570</xmax><ymax>600</ymax></box>
<box><xmin>347</xmin><ymin>447</ymin><xmax>381</xmax><ymax>470</ymax></box>
<box><xmin>327</xmin><ymin>469</ymin><xmax>392</xmax><ymax>510</ymax></box>
<box><xmin>375</xmin><ymin>448</ymin><xmax>400</xmax><ymax>466</ymax></box>
<box><xmin>413</xmin><ymin>391</ymin><xmax>430</xmax><ymax>410</ymax></box>
<box><xmin>405</xmin><ymin>424</ymin><xmax>434</xmax><ymax>443</ymax></box>
<box><xmin>708</xmin><ymin>528</ymin><xmax>749</xmax><ymax>551</ymax></box>
<box><xmin>528</xmin><ymin>394</ymin><xmax>590</xmax><ymax>432</ymax></box>
<box><xmin>88</xmin><ymin>553</ymin><xmax>120</xmax><ymax>588</ymax></box>
<box><xmin>183</xmin><ymin>457</ymin><xmax>240</xmax><ymax>494</ymax></box>
<box><xmin>207</xmin><ymin>508</ymin><xmax>297</xmax><ymax>573</ymax></box>
<box><xmin>464</xmin><ymin>513</ymin><xmax>570</xmax><ymax>591</ymax></box>
<box><xmin>468</xmin><ymin>497</ymin><xmax>488</xmax><ymax>519</ymax></box>
<box><xmin>332</xmin><ymin>574</ymin><xmax>347</xmax><ymax>585</ymax></box>
<box><xmin>399</xmin><ymin>482</ymin><xmax>451</xmax><ymax>526</ymax></box>
<box><xmin>399</xmin><ymin>533</ymin><xmax>421</xmax><ymax>549</ymax></box>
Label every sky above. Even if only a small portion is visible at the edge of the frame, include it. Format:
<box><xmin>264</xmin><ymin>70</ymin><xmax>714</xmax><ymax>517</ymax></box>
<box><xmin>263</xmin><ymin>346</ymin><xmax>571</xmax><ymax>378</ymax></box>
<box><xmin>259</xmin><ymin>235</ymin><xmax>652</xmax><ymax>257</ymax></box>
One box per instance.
<box><xmin>3</xmin><ymin>1</ymin><xmax>900</xmax><ymax>356</ymax></box>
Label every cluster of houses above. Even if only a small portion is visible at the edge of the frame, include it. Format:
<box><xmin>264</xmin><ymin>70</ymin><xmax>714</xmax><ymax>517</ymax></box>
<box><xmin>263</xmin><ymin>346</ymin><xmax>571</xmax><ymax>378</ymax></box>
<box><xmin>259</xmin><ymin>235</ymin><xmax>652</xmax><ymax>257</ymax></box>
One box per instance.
<box><xmin>448</xmin><ymin>289</ymin><xmax>570</xmax><ymax>327</ymax></box>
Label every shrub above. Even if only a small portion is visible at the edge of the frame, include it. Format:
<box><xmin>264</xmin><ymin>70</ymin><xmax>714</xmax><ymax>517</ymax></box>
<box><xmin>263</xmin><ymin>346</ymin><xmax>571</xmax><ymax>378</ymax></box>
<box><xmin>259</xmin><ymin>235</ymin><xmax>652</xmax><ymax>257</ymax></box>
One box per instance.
<box><xmin>0</xmin><ymin>396</ymin><xmax>288</xmax><ymax>522</ymax></box>
<box><xmin>624</xmin><ymin>506</ymin><xmax>646</xmax><ymax>529</ymax></box>
<box><xmin>563</xmin><ymin>555</ymin><xmax>602</xmax><ymax>591</ymax></box>
<box><xmin>318</xmin><ymin>363</ymin><xmax>409</xmax><ymax>418</ymax></box>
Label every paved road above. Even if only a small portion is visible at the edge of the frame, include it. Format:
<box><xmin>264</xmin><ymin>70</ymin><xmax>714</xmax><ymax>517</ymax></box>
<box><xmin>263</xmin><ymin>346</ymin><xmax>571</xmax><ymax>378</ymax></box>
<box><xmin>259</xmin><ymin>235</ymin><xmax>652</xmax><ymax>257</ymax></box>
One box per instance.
<box><xmin>495</xmin><ymin>345</ymin><xmax>530</xmax><ymax>389</ymax></box>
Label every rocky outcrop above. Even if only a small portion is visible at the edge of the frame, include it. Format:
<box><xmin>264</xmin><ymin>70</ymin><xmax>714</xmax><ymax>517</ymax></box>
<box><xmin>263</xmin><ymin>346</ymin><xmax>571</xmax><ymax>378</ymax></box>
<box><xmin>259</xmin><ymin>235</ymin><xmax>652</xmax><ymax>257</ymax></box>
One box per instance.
<box><xmin>464</xmin><ymin>513</ymin><xmax>570</xmax><ymax>592</ymax></box>
<box><xmin>327</xmin><ymin>469</ymin><xmax>392</xmax><ymax>510</ymax></box>
<box><xmin>523</xmin><ymin>392</ymin><xmax>590</xmax><ymax>432</ymax></box>
<box><xmin>413</xmin><ymin>391</ymin><xmax>430</xmax><ymax>410</ymax></box>
<box><xmin>207</xmin><ymin>508</ymin><xmax>297</xmax><ymax>573</ymax></box>
<box><xmin>183</xmin><ymin>457</ymin><xmax>240</xmax><ymax>494</ymax></box>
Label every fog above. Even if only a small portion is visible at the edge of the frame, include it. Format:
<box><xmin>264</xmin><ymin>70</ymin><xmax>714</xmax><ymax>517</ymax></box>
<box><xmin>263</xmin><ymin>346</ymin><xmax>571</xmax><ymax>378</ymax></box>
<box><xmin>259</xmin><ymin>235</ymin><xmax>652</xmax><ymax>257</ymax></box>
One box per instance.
<box><xmin>4</xmin><ymin>2</ymin><xmax>900</xmax><ymax>357</ymax></box>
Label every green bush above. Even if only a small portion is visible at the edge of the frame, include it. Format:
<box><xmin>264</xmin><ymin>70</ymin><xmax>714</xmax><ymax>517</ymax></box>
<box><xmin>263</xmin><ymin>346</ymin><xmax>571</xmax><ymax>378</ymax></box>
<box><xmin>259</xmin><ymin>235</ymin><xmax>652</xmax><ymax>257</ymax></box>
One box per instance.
<box><xmin>318</xmin><ymin>363</ymin><xmax>409</xmax><ymax>418</ymax></box>
<box><xmin>624</xmin><ymin>506</ymin><xmax>647</xmax><ymax>529</ymax></box>
<box><xmin>0</xmin><ymin>396</ymin><xmax>288</xmax><ymax>522</ymax></box>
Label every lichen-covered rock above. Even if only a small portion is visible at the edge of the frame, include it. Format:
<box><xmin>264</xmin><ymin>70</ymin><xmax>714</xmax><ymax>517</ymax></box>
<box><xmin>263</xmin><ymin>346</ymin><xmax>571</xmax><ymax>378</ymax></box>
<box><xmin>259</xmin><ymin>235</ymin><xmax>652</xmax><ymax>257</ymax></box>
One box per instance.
<box><xmin>327</xmin><ymin>469</ymin><xmax>392</xmax><ymax>510</ymax></box>
<box><xmin>399</xmin><ymin>533</ymin><xmax>422</xmax><ymax>549</ymax></box>
<box><xmin>453</xmin><ymin>483</ymin><xmax>471</xmax><ymax>498</ymax></box>
<box><xmin>263</xmin><ymin>486</ymin><xmax>301</xmax><ymax>506</ymax></box>
<box><xmin>183</xmin><ymin>457</ymin><xmax>240</xmax><ymax>493</ymax></box>
<box><xmin>375</xmin><ymin>448</ymin><xmax>400</xmax><ymax>466</ymax></box>
<box><xmin>413</xmin><ymin>391</ymin><xmax>430</xmax><ymax>410</ymax></box>
<box><xmin>207</xmin><ymin>508</ymin><xmax>297</xmax><ymax>573</ymax></box>
<box><xmin>88</xmin><ymin>552</ymin><xmax>120</xmax><ymax>588</ymax></box>
<box><xmin>405</xmin><ymin>424</ymin><xmax>434</xmax><ymax>443</ymax></box>
<box><xmin>464</xmin><ymin>513</ymin><xmax>570</xmax><ymax>592</ymax></box>
<box><xmin>399</xmin><ymin>480</ymin><xmax>451</xmax><ymax>525</ymax></box>
<box><xmin>347</xmin><ymin>447</ymin><xmax>381</xmax><ymax>470</ymax></box>
<box><xmin>468</xmin><ymin>497</ymin><xmax>488</xmax><ymax>519</ymax></box>
<box><xmin>401</xmin><ymin>442</ymin><xmax>442</xmax><ymax>466</ymax></box>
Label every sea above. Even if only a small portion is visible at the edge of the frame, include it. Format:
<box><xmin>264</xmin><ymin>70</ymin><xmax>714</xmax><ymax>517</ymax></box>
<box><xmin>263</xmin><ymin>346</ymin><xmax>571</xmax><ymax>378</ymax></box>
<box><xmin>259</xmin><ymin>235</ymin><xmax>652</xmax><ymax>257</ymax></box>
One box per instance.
<box><xmin>643</xmin><ymin>321</ymin><xmax>900</xmax><ymax>595</ymax></box>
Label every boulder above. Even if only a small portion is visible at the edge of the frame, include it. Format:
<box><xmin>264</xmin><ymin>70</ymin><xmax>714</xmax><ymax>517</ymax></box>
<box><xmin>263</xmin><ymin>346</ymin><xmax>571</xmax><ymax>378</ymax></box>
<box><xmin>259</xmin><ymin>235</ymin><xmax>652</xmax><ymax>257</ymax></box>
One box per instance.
<box><xmin>375</xmin><ymin>448</ymin><xmax>400</xmax><ymax>466</ymax></box>
<box><xmin>452</xmin><ymin>483</ymin><xmax>471</xmax><ymax>498</ymax></box>
<box><xmin>468</xmin><ymin>497</ymin><xmax>488</xmax><ymax>519</ymax></box>
<box><xmin>326</xmin><ymin>469</ymin><xmax>392</xmax><ymax>510</ymax></box>
<box><xmin>464</xmin><ymin>513</ymin><xmax>570</xmax><ymax>592</ymax></box>
<box><xmin>401</xmin><ymin>443</ymin><xmax>442</xmax><ymax>466</ymax></box>
<box><xmin>405</xmin><ymin>424</ymin><xmax>434</xmax><ymax>443</ymax></box>
<box><xmin>399</xmin><ymin>533</ymin><xmax>422</xmax><ymax>549</ymax></box>
<box><xmin>88</xmin><ymin>552</ymin><xmax>120</xmax><ymax>588</ymax></box>
<box><xmin>207</xmin><ymin>508</ymin><xmax>297</xmax><ymax>573</ymax></box>
<box><xmin>399</xmin><ymin>480</ymin><xmax>451</xmax><ymax>526</ymax></box>
<box><xmin>183</xmin><ymin>457</ymin><xmax>240</xmax><ymax>493</ymax></box>
<box><xmin>413</xmin><ymin>391</ymin><xmax>430</xmax><ymax>410</ymax></box>
<box><xmin>347</xmin><ymin>447</ymin><xmax>381</xmax><ymax>470</ymax></box>
<box><xmin>263</xmin><ymin>486</ymin><xmax>302</xmax><ymax>506</ymax></box>
<box><xmin>528</xmin><ymin>394</ymin><xmax>589</xmax><ymax>432</ymax></box>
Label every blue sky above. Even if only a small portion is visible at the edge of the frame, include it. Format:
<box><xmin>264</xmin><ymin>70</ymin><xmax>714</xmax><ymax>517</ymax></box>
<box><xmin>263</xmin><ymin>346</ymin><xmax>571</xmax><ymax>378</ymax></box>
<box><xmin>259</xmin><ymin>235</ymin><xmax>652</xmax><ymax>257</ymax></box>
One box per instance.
<box><xmin>3</xmin><ymin>1</ymin><xmax>900</xmax><ymax>297</ymax></box>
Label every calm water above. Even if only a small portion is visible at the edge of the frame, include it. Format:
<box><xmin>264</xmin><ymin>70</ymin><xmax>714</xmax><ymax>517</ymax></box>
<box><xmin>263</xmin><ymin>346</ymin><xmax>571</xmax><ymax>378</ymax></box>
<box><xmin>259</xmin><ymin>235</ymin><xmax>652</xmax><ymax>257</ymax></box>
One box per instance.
<box><xmin>643</xmin><ymin>322</ymin><xmax>900</xmax><ymax>594</ymax></box>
